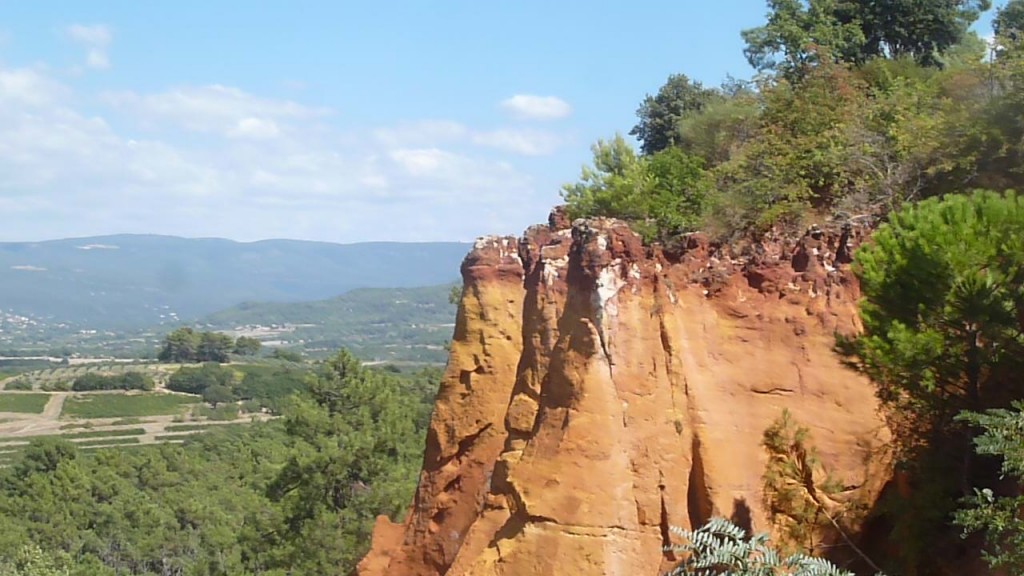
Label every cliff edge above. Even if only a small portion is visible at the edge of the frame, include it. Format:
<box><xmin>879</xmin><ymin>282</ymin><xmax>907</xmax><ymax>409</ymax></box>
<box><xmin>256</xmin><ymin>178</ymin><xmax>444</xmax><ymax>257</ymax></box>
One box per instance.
<box><xmin>358</xmin><ymin>210</ymin><xmax>890</xmax><ymax>575</ymax></box>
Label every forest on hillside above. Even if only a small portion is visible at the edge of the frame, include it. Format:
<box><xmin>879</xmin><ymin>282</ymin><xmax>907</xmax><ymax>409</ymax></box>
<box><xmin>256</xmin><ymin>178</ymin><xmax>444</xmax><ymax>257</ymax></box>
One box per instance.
<box><xmin>3</xmin><ymin>1</ymin><xmax>1024</xmax><ymax>575</ymax></box>
<box><xmin>0</xmin><ymin>354</ymin><xmax>440</xmax><ymax>576</ymax></box>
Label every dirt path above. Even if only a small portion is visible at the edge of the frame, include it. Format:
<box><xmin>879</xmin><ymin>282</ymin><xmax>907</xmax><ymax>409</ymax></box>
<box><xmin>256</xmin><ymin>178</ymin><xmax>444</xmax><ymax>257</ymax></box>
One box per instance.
<box><xmin>41</xmin><ymin>393</ymin><xmax>68</xmax><ymax>419</ymax></box>
<box><xmin>0</xmin><ymin>411</ymin><xmax>276</xmax><ymax>446</ymax></box>
<box><xmin>0</xmin><ymin>387</ymin><xmax>274</xmax><ymax>444</ymax></box>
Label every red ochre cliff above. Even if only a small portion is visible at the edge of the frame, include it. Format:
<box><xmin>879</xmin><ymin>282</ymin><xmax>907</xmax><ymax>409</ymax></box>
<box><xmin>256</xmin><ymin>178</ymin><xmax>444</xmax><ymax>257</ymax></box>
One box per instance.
<box><xmin>358</xmin><ymin>210</ymin><xmax>890</xmax><ymax>576</ymax></box>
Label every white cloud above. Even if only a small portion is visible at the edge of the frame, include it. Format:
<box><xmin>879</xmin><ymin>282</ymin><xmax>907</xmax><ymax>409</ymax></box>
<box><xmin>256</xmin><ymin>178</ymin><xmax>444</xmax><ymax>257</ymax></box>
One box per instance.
<box><xmin>66</xmin><ymin>24</ymin><xmax>111</xmax><ymax>45</ymax></box>
<box><xmin>375</xmin><ymin>121</ymin><xmax>567</xmax><ymax>157</ymax></box>
<box><xmin>104</xmin><ymin>85</ymin><xmax>332</xmax><ymax>137</ymax></box>
<box><xmin>390</xmin><ymin>148</ymin><xmax>452</xmax><ymax>177</ymax></box>
<box><xmin>86</xmin><ymin>50</ymin><xmax>109</xmax><ymax>70</ymax></box>
<box><xmin>65</xmin><ymin>24</ymin><xmax>112</xmax><ymax>70</ymax></box>
<box><xmin>500</xmin><ymin>94</ymin><xmax>572</xmax><ymax>120</ymax></box>
<box><xmin>472</xmin><ymin>129</ymin><xmax>564</xmax><ymax>156</ymax></box>
<box><xmin>0</xmin><ymin>67</ymin><xmax>66</xmax><ymax>107</ymax></box>
<box><xmin>373</xmin><ymin>120</ymin><xmax>468</xmax><ymax>148</ymax></box>
<box><xmin>228</xmin><ymin>117</ymin><xmax>281</xmax><ymax>139</ymax></box>
<box><xmin>0</xmin><ymin>63</ymin><xmax>552</xmax><ymax>243</ymax></box>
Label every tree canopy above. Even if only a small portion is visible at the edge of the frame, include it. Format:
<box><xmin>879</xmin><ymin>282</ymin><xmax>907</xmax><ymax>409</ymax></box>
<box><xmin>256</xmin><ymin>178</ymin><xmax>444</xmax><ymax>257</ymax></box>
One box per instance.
<box><xmin>851</xmin><ymin>190</ymin><xmax>1024</xmax><ymax>571</ymax></box>
<box><xmin>995</xmin><ymin>0</ymin><xmax>1024</xmax><ymax>43</ymax></box>
<box><xmin>158</xmin><ymin>328</ymin><xmax>255</xmax><ymax>363</ymax></box>
<box><xmin>855</xmin><ymin>190</ymin><xmax>1024</xmax><ymax>437</ymax></box>
<box><xmin>0</xmin><ymin>350</ymin><xmax>438</xmax><ymax>576</ymax></box>
<box><xmin>629</xmin><ymin>74</ymin><xmax>721</xmax><ymax>155</ymax></box>
<box><xmin>742</xmin><ymin>0</ymin><xmax>991</xmax><ymax>73</ymax></box>
<box><xmin>560</xmin><ymin>135</ymin><xmax>711</xmax><ymax>241</ymax></box>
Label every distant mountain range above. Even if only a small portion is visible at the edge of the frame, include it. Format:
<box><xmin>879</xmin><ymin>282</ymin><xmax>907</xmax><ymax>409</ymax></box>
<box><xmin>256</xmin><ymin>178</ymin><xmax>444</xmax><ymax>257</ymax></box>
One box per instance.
<box><xmin>0</xmin><ymin>234</ymin><xmax>470</xmax><ymax>329</ymax></box>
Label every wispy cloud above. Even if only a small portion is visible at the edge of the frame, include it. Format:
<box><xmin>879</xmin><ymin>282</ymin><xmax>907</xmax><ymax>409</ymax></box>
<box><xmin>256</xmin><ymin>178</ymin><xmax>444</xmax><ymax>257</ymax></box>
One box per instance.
<box><xmin>65</xmin><ymin>24</ymin><xmax>112</xmax><ymax>70</ymax></box>
<box><xmin>0</xmin><ymin>62</ymin><xmax>549</xmax><ymax>242</ymax></box>
<box><xmin>102</xmin><ymin>85</ymin><xmax>333</xmax><ymax>138</ymax></box>
<box><xmin>500</xmin><ymin>94</ymin><xmax>572</xmax><ymax>120</ymax></box>
<box><xmin>375</xmin><ymin>121</ymin><xmax>568</xmax><ymax>156</ymax></box>
<box><xmin>472</xmin><ymin>129</ymin><xmax>565</xmax><ymax>156</ymax></box>
<box><xmin>372</xmin><ymin>120</ymin><xmax>468</xmax><ymax>148</ymax></box>
<box><xmin>0</xmin><ymin>67</ymin><xmax>67</xmax><ymax>107</ymax></box>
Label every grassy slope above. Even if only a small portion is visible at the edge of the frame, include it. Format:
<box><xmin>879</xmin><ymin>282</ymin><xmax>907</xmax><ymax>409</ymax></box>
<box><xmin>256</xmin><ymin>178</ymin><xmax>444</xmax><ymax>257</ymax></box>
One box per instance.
<box><xmin>62</xmin><ymin>393</ymin><xmax>198</xmax><ymax>419</ymax></box>
<box><xmin>0</xmin><ymin>394</ymin><xmax>51</xmax><ymax>414</ymax></box>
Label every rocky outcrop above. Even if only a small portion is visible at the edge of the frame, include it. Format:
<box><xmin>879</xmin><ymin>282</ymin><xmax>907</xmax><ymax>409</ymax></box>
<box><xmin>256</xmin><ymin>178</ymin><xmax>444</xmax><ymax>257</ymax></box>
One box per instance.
<box><xmin>358</xmin><ymin>213</ymin><xmax>890</xmax><ymax>576</ymax></box>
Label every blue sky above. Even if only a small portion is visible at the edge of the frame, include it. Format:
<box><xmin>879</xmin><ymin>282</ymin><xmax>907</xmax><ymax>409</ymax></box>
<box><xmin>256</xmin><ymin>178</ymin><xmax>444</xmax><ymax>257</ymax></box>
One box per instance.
<box><xmin>0</xmin><ymin>1</ymin><xmax>1007</xmax><ymax>243</ymax></box>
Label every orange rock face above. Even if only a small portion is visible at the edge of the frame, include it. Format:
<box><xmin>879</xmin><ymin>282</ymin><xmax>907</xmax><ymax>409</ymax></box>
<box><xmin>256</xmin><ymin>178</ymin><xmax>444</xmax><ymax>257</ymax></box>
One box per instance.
<box><xmin>358</xmin><ymin>216</ymin><xmax>890</xmax><ymax>576</ymax></box>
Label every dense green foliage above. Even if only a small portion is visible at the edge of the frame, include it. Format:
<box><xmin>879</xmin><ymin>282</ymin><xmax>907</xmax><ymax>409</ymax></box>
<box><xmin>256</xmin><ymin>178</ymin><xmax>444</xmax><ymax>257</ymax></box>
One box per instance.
<box><xmin>233</xmin><ymin>336</ymin><xmax>262</xmax><ymax>356</ymax></box>
<box><xmin>560</xmin><ymin>135</ymin><xmax>711</xmax><ymax>241</ymax></box>
<box><xmin>742</xmin><ymin>0</ymin><xmax>990</xmax><ymax>73</ymax></box>
<box><xmin>261</xmin><ymin>351</ymin><xmax>434</xmax><ymax>573</ymax></box>
<box><xmin>954</xmin><ymin>403</ymin><xmax>1024</xmax><ymax>572</ymax></box>
<box><xmin>71</xmin><ymin>371</ymin><xmax>154</xmax><ymax>392</ymax></box>
<box><xmin>0</xmin><ymin>350</ymin><xmax>437</xmax><ymax>575</ymax></box>
<box><xmin>995</xmin><ymin>0</ymin><xmax>1024</xmax><ymax>42</ymax></box>
<box><xmin>630</xmin><ymin>74</ymin><xmax>722</xmax><ymax>155</ymax></box>
<box><xmin>563</xmin><ymin>5</ymin><xmax>1024</xmax><ymax>243</ymax></box>
<box><xmin>234</xmin><ymin>365</ymin><xmax>308</xmax><ymax>405</ymax></box>
<box><xmin>855</xmin><ymin>191</ymin><xmax>1024</xmax><ymax>448</ymax></box>
<box><xmin>165</xmin><ymin>363</ymin><xmax>313</xmax><ymax>412</ymax></box>
<box><xmin>850</xmin><ymin>191</ymin><xmax>1024</xmax><ymax>572</ymax></box>
<box><xmin>0</xmin><ymin>431</ymin><xmax>290</xmax><ymax>576</ymax></box>
<box><xmin>0</xmin><ymin>544</ymin><xmax>71</xmax><ymax>576</ymax></box>
<box><xmin>167</xmin><ymin>363</ymin><xmax>235</xmax><ymax>395</ymax></box>
<box><xmin>158</xmin><ymin>328</ymin><xmax>238</xmax><ymax>363</ymax></box>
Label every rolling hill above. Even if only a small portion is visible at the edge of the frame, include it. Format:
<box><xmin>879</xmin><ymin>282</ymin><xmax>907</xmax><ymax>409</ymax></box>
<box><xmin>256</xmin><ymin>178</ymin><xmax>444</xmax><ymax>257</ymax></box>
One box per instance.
<box><xmin>0</xmin><ymin>235</ymin><xmax>469</xmax><ymax>330</ymax></box>
<box><xmin>197</xmin><ymin>283</ymin><xmax>459</xmax><ymax>363</ymax></box>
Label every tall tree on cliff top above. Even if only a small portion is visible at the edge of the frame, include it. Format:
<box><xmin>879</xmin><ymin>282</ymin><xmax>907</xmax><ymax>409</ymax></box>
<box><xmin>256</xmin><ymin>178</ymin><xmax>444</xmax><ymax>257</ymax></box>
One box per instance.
<box><xmin>561</xmin><ymin>134</ymin><xmax>711</xmax><ymax>240</ymax></box>
<box><xmin>744</xmin><ymin>0</ymin><xmax>991</xmax><ymax>72</ymax></box>
<box><xmin>742</xmin><ymin>0</ymin><xmax>866</xmax><ymax>73</ymax></box>
<box><xmin>630</xmin><ymin>74</ymin><xmax>721</xmax><ymax>155</ymax></box>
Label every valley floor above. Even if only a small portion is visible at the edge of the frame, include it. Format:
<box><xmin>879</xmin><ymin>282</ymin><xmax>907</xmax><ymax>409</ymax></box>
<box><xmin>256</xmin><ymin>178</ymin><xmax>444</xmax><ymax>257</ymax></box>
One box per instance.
<box><xmin>0</xmin><ymin>385</ymin><xmax>274</xmax><ymax>465</ymax></box>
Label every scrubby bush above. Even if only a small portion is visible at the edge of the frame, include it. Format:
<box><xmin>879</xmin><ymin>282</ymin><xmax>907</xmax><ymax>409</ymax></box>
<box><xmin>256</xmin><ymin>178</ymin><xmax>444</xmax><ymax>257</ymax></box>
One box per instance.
<box><xmin>167</xmin><ymin>363</ymin><xmax>235</xmax><ymax>396</ymax></box>
<box><xmin>71</xmin><ymin>372</ymin><xmax>154</xmax><ymax>392</ymax></box>
<box><xmin>665</xmin><ymin>517</ymin><xmax>858</xmax><ymax>575</ymax></box>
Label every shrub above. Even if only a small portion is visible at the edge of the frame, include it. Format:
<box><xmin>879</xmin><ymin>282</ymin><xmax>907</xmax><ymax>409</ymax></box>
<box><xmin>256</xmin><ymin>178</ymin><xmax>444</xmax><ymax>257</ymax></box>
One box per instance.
<box><xmin>4</xmin><ymin>379</ymin><xmax>33</xmax><ymax>391</ymax></box>
<box><xmin>167</xmin><ymin>363</ymin><xmax>235</xmax><ymax>395</ymax></box>
<box><xmin>71</xmin><ymin>372</ymin><xmax>154</xmax><ymax>392</ymax></box>
<box><xmin>665</xmin><ymin>517</ymin><xmax>858</xmax><ymax>575</ymax></box>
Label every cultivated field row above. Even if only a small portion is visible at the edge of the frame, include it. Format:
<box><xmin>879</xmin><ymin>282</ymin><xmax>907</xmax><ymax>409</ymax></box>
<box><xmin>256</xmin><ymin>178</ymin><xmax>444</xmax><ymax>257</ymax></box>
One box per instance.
<box><xmin>0</xmin><ymin>385</ymin><xmax>274</xmax><ymax>466</ymax></box>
